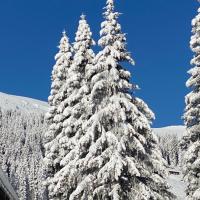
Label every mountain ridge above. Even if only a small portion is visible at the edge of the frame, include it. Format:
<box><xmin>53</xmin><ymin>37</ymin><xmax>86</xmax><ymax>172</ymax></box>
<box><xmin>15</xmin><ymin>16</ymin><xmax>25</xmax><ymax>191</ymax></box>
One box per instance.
<box><xmin>154</xmin><ymin>125</ymin><xmax>186</xmax><ymax>139</ymax></box>
<box><xmin>0</xmin><ymin>92</ymin><xmax>48</xmax><ymax>112</ymax></box>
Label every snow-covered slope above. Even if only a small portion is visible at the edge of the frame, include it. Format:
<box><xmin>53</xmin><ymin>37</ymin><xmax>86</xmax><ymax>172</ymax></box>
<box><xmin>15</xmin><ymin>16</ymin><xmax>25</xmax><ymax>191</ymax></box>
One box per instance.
<box><xmin>154</xmin><ymin>125</ymin><xmax>186</xmax><ymax>139</ymax></box>
<box><xmin>0</xmin><ymin>92</ymin><xmax>48</xmax><ymax>113</ymax></box>
<box><xmin>0</xmin><ymin>92</ymin><xmax>48</xmax><ymax>200</ymax></box>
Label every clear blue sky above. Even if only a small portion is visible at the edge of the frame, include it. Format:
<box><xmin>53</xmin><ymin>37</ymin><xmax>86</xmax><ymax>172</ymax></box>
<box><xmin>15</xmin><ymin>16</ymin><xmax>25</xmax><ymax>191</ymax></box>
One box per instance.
<box><xmin>0</xmin><ymin>0</ymin><xmax>198</xmax><ymax>127</ymax></box>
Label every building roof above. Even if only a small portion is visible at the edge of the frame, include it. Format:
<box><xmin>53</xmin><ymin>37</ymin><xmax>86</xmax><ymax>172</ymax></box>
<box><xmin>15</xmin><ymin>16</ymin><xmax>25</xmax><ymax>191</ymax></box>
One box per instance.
<box><xmin>0</xmin><ymin>168</ymin><xmax>18</xmax><ymax>200</ymax></box>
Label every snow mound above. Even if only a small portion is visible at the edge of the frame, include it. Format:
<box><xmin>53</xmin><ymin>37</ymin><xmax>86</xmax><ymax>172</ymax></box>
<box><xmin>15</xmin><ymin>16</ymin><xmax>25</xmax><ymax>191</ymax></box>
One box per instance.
<box><xmin>0</xmin><ymin>92</ymin><xmax>48</xmax><ymax>113</ymax></box>
<box><xmin>154</xmin><ymin>126</ymin><xmax>186</xmax><ymax>139</ymax></box>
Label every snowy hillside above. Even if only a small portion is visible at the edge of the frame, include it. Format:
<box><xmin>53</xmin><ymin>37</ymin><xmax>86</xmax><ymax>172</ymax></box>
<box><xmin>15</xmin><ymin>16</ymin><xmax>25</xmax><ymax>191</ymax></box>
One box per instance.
<box><xmin>0</xmin><ymin>92</ymin><xmax>48</xmax><ymax>112</ymax></box>
<box><xmin>154</xmin><ymin>125</ymin><xmax>186</xmax><ymax>139</ymax></box>
<box><xmin>0</xmin><ymin>92</ymin><xmax>49</xmax><ymax>200</ymax></box>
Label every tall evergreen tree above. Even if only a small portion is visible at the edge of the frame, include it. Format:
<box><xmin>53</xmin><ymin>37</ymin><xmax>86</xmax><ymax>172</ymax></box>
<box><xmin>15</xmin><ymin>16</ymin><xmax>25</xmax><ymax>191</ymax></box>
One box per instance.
<box><xmin>47</xmin><ymin>31</ymin><xmax>73</xmax><ymax>110</ymax></box>
<box><xmin>45</xmin><ymin>15</ymin><xmax>95</xmax><ymax>199</ymax></box>
<box><xmin>52</xmin><ymin>0</ymin><xmax>173</xmax><ymax>199</ymax></box>
<box><xmin>44</xmin><ymin>31</ymin><xmax>73</xmax><ymax>192</ymax></box>
<box><xmin>183</xmin><ymin>4</ymin><xmax>200</xmax><ymax>199</ymax></box>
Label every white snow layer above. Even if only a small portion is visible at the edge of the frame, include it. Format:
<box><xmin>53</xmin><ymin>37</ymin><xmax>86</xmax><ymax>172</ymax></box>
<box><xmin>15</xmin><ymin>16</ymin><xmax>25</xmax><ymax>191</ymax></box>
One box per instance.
<box><xmin>154</xmin><ymin>125</ymin><xmax>186</xmax><ymax>139</ymax></box>
<box><xmin>167</xmin><ymin>168</ymin><xmax>187</xmax><ymax>200</ymax></box>
<box><xmin>0</xmin><ymin>92</ymin><xmax>48</xmax><ymax>112</ymax></box>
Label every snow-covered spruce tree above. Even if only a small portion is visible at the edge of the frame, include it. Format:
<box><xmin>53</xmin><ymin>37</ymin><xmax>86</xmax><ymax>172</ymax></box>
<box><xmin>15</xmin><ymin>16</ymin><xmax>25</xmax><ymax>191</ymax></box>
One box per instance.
<box><xmin>50</xmin><ymin>1</ymin><xmax>173</xmax><ymax>199</ymax></box>
<box><xmin>46</xmin><ymin>31</ymin><xmax>73</xmax><ymax>124</ymax></box>
<box><xmin>183</xmin><ymin>5</ymin><xmax>200</xmax><ymax>199</ymax></box>
<box><xmin>45</xmin><ymin>15</ymin><xmax>95</xmax><ymax>199</ymax></box>
<box><xmin>44</xmin><ymin>31</ymin><xmax>73</xmax><ymax>191</ymax></box>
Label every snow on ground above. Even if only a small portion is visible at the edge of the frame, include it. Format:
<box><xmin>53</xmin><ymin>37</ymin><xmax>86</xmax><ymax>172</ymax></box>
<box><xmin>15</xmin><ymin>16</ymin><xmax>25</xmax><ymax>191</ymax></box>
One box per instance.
<box><xmin>154</xmin><ymin>125</ymin><xmax>186</xmax><ymax>139</ymax></box>
<box><xmin>0</xmin><ymin>92</ymin><xmax>48</xmax><ymax>112</ymax></box>
<box><xmin>167</xmin><ymin>169</ymin><xmax>187</xmax><ymax>200</ymax></box>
